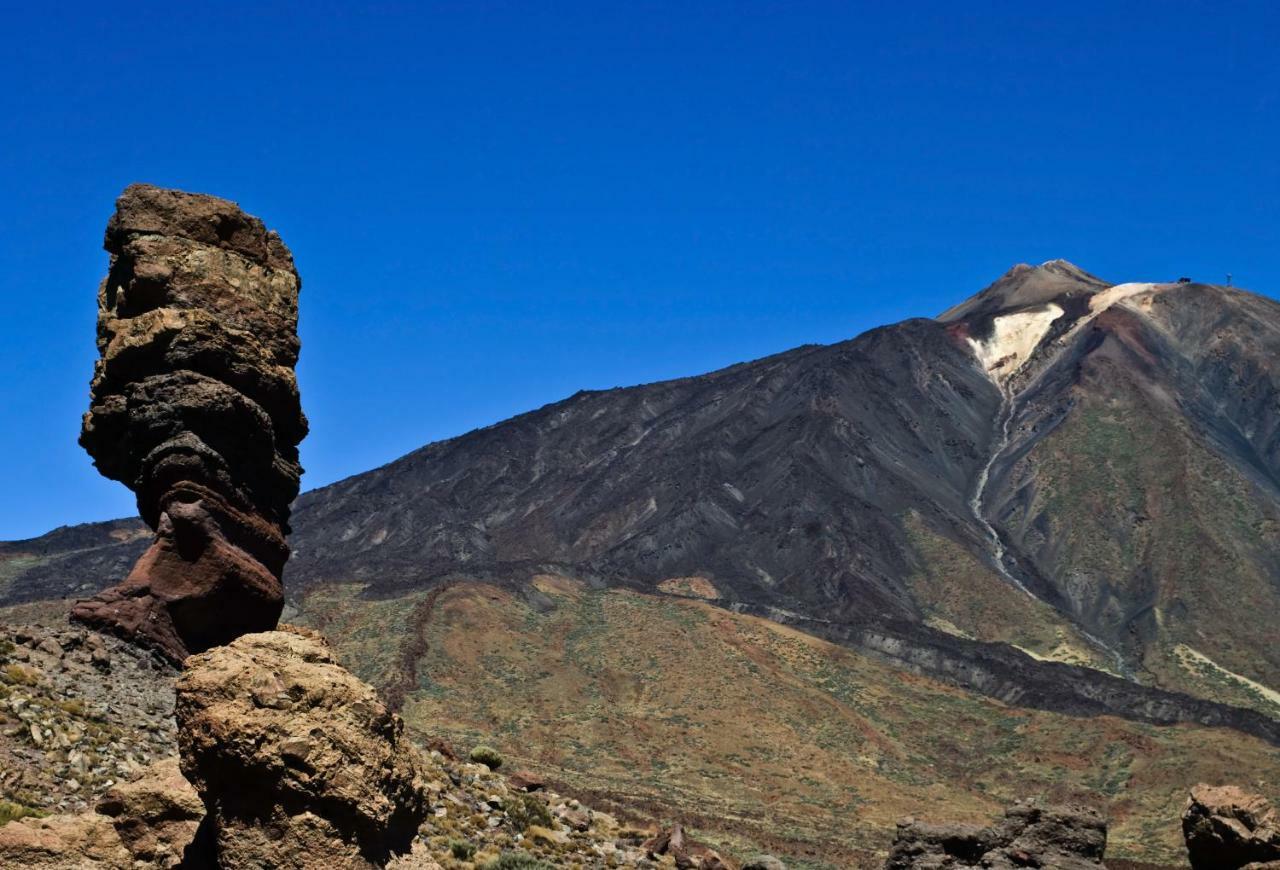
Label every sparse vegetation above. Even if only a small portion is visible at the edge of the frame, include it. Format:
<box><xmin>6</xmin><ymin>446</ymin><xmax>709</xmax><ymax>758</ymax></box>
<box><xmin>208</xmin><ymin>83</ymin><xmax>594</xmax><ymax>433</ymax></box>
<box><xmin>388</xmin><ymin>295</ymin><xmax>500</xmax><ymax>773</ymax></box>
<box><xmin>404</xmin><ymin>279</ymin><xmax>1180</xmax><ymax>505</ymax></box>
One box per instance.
<box><xmin>469</xmin><ymin>744</ymin><xmax>503</xmax><ymax>770</ymax></box>
<box><xmin>449</xmin><ymin>838</ymin><xmax>477</xmax><ymax>860</ymax></box>
<box><xmin>2</xmin><ymin>663</ymin><xmax>38</xmax><ymax>686</ymax></box>
<box><xmin>0</xmin><ymin>799</ymin><xmax>44</xmax><ymax>825</ymax></box>
<box><xmin>57</xmin><ymin>697</ymin><xmax>87</xmax><ymax>716</ymax></box>
<box><xmin>350</xmin><ymin>580</ymin><xmax>1280</xmax><ymax>866</ymax></box>
<box><xmin>504</xmin><ymin>793</ymin><xmax>553</xmax><ymax>832</ymax></box>
<box><xmin>479</xmin><ymin>851</ymin><xmax>552</xmax><ymax>870</ymax></box>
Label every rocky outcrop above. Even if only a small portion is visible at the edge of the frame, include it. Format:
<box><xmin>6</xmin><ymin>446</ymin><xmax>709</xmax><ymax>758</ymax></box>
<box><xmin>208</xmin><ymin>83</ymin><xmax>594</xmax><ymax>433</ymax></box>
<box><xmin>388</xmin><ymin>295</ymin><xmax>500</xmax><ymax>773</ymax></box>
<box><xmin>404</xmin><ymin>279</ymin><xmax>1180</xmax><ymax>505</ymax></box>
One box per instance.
<box><xmin>885</xmin><ymin>801</ymin><xmax>1107</xmax><ymax>869</ymax></box>
<box><xmin>1183</xmin><ymin>784</ymin><xmax>1280</xmax><ymax>869</ymax></box>
<box><xmin>175</xmin><ymin>626</ymin><xmax>430</xmax><ymax>869</ymax></box>
<box><xmin>0</xmin><ymin>758</ymin><xmax>203</xmax><ymax>869</ymax></box>
<box><xmin>95</xmin><ymin>757</ymin><xmax>205</xmax><ymax>867</ymax></box>
<box><xmin>71</xmin><ymin>184</ymin><xmax>306</xmax><ymax>662</ymax></box>
<box><xmin>643</xmin><ymin>823</ymin><xmax>732</xmax><ymax>869</ymax></box>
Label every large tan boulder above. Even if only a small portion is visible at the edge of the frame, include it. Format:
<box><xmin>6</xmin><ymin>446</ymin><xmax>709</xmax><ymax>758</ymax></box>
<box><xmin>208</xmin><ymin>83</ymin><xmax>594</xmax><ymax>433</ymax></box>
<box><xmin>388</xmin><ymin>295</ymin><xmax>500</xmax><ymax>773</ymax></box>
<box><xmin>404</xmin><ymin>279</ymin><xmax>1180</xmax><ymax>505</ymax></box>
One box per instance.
<box><xmin>1183</xmin><ymin>784</ymin><xmax>1280</xmax><ymax>869</ymax></box>
<box><xmin>175</xmin><ymin>626</ymin><xmax>431</xmax><ymax>869</ymax></box>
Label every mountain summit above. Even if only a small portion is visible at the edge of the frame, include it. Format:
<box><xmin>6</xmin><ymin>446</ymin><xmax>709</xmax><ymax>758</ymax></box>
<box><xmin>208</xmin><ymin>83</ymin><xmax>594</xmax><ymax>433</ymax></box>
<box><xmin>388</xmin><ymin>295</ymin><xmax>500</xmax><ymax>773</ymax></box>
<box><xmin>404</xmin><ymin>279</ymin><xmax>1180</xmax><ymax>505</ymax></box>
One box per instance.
<box><xmin>938</xmin><ymin>259</ymin><xmax>1110</xmax><ymax>322</ymax></box>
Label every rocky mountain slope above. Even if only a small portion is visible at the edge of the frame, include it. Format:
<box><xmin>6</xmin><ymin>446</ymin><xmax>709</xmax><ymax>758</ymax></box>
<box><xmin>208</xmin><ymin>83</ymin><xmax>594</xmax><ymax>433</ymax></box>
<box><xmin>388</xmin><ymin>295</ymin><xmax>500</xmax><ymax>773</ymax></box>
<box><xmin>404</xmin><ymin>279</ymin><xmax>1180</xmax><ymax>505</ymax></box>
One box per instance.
<box><xmin>8</xmin><ymin>262</ymin><xmax>1280</xmax><ymax>718</ymax></box>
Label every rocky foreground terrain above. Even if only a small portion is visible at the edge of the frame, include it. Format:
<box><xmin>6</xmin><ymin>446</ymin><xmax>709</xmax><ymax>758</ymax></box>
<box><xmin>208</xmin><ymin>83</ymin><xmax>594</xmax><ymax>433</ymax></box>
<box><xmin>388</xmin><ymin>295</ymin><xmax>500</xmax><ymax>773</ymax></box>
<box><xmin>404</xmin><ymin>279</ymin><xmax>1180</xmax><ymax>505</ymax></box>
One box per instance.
<box><xmin>0</xmin><ymin>621</ymin><xmax>742</xmax><ymax>869</ymax></box>
<box><xmin>4</xmin><ymin>617</ymin><xmax>1279</xmax><ymax>868</ymax></box>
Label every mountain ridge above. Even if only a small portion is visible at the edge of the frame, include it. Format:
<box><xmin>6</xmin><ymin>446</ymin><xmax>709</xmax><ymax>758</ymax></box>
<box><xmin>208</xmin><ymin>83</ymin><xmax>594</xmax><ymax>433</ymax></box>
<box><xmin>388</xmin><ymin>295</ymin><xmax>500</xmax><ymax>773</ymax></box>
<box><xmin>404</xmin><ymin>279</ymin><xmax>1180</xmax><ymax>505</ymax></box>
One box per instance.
<box><xmin>5</xmin><ymin>262</ymin><xmax>1280</xmax><ymax>742</ymax></box>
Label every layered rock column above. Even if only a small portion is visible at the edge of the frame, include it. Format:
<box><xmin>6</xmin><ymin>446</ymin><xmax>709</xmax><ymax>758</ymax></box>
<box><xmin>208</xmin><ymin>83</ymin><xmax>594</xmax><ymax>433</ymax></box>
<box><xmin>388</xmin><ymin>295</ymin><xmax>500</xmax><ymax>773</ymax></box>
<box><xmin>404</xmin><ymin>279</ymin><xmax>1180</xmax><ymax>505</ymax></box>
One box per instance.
<box><xmin>72</xmin><ymin>184</ymin><xmax>307</xmax><ymax>661</ymax></box>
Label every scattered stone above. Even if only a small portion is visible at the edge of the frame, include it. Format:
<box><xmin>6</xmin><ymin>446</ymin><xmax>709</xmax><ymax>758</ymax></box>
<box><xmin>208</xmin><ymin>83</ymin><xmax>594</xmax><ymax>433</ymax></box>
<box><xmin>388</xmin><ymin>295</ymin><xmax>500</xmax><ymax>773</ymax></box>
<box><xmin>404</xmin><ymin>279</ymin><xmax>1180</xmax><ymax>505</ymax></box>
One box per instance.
<box><xmin>0</xmin><ymin>625</ymin><xmax>666</xmax><ymax>868</ymax></box>
<box><xmin>71</xmin><ymin>183</ymin><xmax>307</xmax><ymax>662</ymax></box>
<box><xmin>1183</xmin><ymin>784</ymin><xmax>1280</xmax><ymax>869</ymax></box>
<box><xmin>743</xmin><ymin>855</ymin><xmax>788</xmax><ymax>870</ymax></box>
<box><xmin>885</xmin><ymin>800</ymin><xmax>1107</xmax><ymax>869</ymax></box>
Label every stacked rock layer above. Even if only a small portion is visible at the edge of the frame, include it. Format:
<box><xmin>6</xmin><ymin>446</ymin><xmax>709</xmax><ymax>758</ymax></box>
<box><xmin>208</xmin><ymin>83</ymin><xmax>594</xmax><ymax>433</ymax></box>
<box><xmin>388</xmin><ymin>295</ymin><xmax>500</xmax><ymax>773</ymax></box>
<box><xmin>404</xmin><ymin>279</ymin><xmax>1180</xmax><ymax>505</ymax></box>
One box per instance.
<box><xmin>72</xmin><ymin>184</ymin><xmax>306</xmax><ymax>661</ymax></box>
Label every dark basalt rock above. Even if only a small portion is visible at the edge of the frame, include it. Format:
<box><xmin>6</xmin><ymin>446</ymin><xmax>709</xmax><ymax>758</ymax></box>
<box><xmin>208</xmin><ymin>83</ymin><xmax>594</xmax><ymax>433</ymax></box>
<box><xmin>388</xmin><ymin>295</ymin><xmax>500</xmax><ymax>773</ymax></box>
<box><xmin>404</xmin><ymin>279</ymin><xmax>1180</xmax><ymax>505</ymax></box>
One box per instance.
<box><xmin>71</xmin><ymin>184</ymin><xmax>306</xmax><ymax>662</ymax></box>
<box><xmin>886</xmin><ymin>801</ymin><xmax>1107</xmax><ymax>869</ymax></box>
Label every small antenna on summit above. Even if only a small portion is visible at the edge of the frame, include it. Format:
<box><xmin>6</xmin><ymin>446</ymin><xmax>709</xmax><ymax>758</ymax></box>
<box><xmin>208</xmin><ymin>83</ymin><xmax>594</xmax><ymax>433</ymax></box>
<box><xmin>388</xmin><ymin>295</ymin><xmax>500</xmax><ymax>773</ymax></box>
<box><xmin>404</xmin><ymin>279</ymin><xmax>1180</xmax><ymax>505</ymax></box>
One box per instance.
<box><xmin>1226</xmin><ymin>273</ymin><xmax>1233</xmax><ymax>286</ymax></box>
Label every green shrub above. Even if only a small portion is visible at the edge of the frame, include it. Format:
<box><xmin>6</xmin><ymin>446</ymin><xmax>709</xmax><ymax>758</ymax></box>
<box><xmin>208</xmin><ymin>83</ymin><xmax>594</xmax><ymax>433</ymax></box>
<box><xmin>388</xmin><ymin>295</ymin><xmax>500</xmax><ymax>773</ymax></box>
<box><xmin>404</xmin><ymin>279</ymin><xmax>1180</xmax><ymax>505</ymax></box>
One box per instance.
<box><xmin>57</xmin><ymin>698</ymin><xmax>87</xmax><ymax>717</ymax></box>
<box><xmin>449</xmin><ymin>839</ymin><xmax>476</xmax><ymax>860</ymax></box>
<box><xmin>504</xmin><ymin>793</ymin><xmax>553</xmax><ymax>832</ymax></box>
<box><xmin>469</xmin><ymin>744</ymin><xmax>504</xmax><ymax>769</ymax></box>
<box><xmin>479</xmin><ymin>852</ymin><xmax>552</xmax><ymax>870</ymax></box>
<box><xmin>1</xmin><ymin>664</ymin><xmax>37</xmax><ymax>687</ymax></box>
<box><xmin>0</xmin><ymin>799</ymin><xmax>44</xmax><ymax>826</ymax></box>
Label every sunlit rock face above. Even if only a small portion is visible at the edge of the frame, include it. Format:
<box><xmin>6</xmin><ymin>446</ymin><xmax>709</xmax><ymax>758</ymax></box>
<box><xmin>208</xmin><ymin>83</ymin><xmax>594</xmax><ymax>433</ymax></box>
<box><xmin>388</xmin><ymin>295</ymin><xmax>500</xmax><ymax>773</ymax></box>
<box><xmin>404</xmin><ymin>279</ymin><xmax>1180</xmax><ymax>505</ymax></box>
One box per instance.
<box><xmin>72</xmin><ymin>184</ymin><xmax>307</xmax><ymax>661</ymax></box>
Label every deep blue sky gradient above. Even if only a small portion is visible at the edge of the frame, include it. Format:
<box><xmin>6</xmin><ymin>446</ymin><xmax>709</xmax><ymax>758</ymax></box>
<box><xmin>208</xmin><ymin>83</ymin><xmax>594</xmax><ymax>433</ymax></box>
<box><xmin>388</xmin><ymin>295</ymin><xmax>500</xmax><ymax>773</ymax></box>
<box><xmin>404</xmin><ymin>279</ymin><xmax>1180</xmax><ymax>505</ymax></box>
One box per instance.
<box><xmin>2</xmin><ymin>1</ymin><xmax>1277</xmax><ymax>538</ymax></box>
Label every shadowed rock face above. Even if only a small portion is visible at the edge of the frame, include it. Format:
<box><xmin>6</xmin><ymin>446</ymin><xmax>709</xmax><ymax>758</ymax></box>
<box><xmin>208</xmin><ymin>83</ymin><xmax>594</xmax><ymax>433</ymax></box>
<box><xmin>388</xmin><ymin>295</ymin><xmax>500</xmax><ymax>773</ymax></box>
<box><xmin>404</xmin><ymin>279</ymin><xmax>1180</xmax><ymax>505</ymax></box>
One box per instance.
<box><xmin>70</xmin><ymin>184</ymin><xmax>306</xmax><ymax>661</ymax></box>
<box><xmin>885</xmin><ymin>801</ymin><xmax>1108</xmax><ymax>869</ymax></box>
<box><xmin>1182</xmin><ymin>784</ymin><xmax>1280</xmax><ymax>869</ymax></box>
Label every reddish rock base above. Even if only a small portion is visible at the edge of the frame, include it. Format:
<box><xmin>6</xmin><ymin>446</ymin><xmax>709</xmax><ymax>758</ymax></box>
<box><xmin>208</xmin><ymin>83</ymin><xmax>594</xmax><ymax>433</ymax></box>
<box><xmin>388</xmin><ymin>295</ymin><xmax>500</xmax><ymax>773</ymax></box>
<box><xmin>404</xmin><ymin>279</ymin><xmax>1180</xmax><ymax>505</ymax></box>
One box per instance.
<box><xmin>72</xmin><ymin>487</ymin><xmax>285</xmax><ymax>662</ymax></box>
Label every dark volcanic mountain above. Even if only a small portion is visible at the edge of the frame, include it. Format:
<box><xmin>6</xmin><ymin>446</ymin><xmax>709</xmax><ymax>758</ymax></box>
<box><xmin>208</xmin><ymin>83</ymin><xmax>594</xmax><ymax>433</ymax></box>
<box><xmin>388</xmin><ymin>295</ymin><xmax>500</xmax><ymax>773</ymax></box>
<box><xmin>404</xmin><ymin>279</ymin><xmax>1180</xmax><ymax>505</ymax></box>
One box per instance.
<box><xmin>7</xmin><ymin>261</ymin><xmax>1280</xmax><ymax>740</ymax></box>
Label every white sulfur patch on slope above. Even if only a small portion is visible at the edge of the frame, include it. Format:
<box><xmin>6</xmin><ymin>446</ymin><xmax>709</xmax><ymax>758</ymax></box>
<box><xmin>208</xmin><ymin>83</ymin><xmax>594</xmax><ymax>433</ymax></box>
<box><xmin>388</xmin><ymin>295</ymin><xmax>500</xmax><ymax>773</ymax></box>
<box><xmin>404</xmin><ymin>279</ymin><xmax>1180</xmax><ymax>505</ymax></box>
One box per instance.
<box><xmin>1089</xmin><ymin>282</ymin><xmax>1160</xmax><ymax>314</ymax></box>
<box><xmin>967</xmin><ymin>304</ymin><xmax>1064</xmax><ymax>380</ymax></box>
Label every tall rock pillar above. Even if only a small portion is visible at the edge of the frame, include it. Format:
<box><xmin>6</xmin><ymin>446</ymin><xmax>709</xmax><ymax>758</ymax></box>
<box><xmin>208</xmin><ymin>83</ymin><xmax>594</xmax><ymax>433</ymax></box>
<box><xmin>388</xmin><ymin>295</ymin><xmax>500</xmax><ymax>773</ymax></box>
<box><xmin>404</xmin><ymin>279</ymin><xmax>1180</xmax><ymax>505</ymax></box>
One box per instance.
<box><xmin>71</xmin><ymin>184</ymin><xmax>307</xmax><ymax>661</ymax></box>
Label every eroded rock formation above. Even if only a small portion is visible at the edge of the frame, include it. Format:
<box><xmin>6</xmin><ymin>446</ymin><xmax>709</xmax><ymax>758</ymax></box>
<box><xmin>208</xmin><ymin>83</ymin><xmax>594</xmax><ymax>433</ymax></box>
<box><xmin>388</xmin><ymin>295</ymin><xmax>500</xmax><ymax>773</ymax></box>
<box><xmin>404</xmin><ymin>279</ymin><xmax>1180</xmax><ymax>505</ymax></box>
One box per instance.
<box><xmin>71</xmin><ymin>183</ymin><xmax>306</xmax><ymax>661</ymax></box>
<box><xmin>175</xmin><ymin>627</ymin><xmax>430</xmax><ymax>869</ymax></box>
<box><xmin>885</xmin><ymin>801</ymin><xmax>1107</xmax><ymax>869</ymax></box>
<box><xmin>1183</xmin><ymin>784</ymin><xmax>1280</xmax><ymax>869</ymax></box>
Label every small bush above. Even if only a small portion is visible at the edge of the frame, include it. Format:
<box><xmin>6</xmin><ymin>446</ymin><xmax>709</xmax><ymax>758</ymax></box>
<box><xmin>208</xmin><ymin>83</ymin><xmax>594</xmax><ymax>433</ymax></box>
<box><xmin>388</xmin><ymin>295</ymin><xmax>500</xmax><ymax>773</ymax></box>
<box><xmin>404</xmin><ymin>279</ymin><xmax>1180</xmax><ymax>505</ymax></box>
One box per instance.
<box><xmin>469</xmin><ymin>744</ymin><xmax>504</xmax><ymax>769</ymax></box>
<box><xmin>479</xmin><ymin>852</ymin><xmax>552</xmax><ymax>870</ymax></box>
<box><xmin>504</xmin><ymin>793</ymin><xmax>553</xmax><ymax>832</ymax></box>
<box><xmin>0</xmin><ymin>639</ymin><xmax>14</xmax><ymax>661</ymax></box>
<box><xmin>1</xmin><ymin>664</ymin><xmax>37</xmax><ymax>686</ymax></box>
<box><xmin>57</xmin><ymin>698</ymin><xmax>87</xmax><ymax>717</ymax></box>
<box><xmin>449</xmin><ymin>839</ymin><xmax>477</xmax><ymax>860</ymax></box>
<box><xmin>0</xmin><ymin>799</ymin><xmax>44</xmax><ymax>826</ymax></box>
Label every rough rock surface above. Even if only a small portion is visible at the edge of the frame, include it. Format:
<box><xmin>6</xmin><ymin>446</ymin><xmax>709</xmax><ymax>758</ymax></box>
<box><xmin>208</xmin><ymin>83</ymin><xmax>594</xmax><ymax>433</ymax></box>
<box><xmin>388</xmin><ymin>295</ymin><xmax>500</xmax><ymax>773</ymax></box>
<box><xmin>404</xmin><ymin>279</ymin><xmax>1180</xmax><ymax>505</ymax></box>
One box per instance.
<box><xmin>175</xmin><ymin>626</ymin><xmax>430</xmax><ymax>868</ymax></box>
<box><xmin>1183</xmin><ymin>784</ymin><xmax>1280</xmax><ymax>869</ymax></box>
<box><xmin>885</xmin><ymin>801</ymin><xmax>1107</xmax><ymax>869</ymax></box>
<box><xmin>94</xmin><ymin>757</ymin><xmax>204</xmax><ymax>867</ymax></box>
<box><xmin>71</xmin><ymin>183</ymin><xmax>306</xmax><ymax>661</ymax></box>
<box><xmin>0</xmin><ymin>757</ymin><xmax>203</xmax><ymax>869</ymax></box>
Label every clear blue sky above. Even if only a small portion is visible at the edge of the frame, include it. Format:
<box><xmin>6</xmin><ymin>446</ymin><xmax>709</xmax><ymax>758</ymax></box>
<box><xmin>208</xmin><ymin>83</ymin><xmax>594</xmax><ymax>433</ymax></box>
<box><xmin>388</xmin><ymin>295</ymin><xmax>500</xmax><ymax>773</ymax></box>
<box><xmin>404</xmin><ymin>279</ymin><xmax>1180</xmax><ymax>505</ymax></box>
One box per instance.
<box><xmin>2</xmin><ymin>1</ymin><xmax>1277</xmax><ymax>539</ymax></box>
